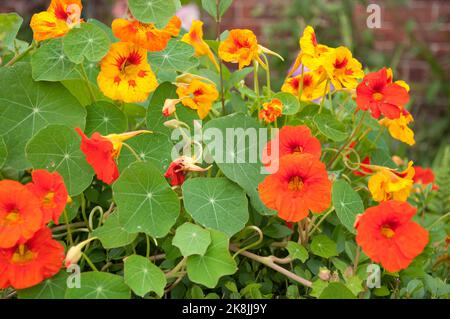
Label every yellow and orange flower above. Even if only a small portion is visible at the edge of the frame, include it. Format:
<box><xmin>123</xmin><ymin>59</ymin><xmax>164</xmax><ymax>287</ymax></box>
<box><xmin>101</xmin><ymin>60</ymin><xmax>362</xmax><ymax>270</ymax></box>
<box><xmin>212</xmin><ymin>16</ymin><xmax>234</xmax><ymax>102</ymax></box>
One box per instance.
<box><xmin>259</xmin><ymin>98</ymin><xmax>283</xmax><ymax>123</ymax></box>
<box><xmin>368</xmin><ymin>161</ymin><xmax>415</xmax><ymax>202</ymax></box>
<box><xmin>281</xmin><ymin>70</ymin><xmax>328</xmax><ymax>101</ymax></box>
<box><xmin>112</xmin><ymin>16</ymin><xmax>181</xmax><ymax>52</ymax></box>
<box><xmin>218</xmin><ymin>29</ymin><xmax>259</xmax><ymax>69</ymax></box>
<box><xmin>176</xmin><ymin>79</ymin><xmax>219</xmax><ymax>119</ymax></box>
<box><xmin>181</xmin><ymin>20</ymin><xmax>219</xmax><ymax>70</ymax></box>
<box><xmin>30</xmin><ymin>0</ymin><xmax>82</xmax><ymax>41</ymax></box>
<box><xmin>0</xmin><ymin>227</ymin><xmax>64</xmax><ymax>289</ymax></box>
<box><xmin>97</xmin><ymin>42</ymin><xmax>158</xmax><ymax>103</ymax></box>
<box><xmin>355</xmin><ymin>200</ymin><xmax>428</xmax><ymax>273</ymax></box>
<box><xmin>258</xmin><ymin>154</ymin><xmax>331</xmax><ymax>222</ymax></box>
<box><xmin>323</xmin><ymin>46</ymin><xmax>364</xmax><ymax>90</ymax></box>
<box><xmin>0</xmin><ymin>181</ymin><xmax>43</xmax><ymax>249</ymax></box>
<box><xmin>379</xmin><ymin>113</ymin><xmax>415</xmax><ymax>146</ymax></box>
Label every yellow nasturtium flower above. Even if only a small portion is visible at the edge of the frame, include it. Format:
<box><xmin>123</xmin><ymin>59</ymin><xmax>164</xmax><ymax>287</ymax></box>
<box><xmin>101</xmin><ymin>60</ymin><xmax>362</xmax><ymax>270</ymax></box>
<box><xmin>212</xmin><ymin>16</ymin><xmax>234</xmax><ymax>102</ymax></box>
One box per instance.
<box><xmin>380</xmin><ymin>113</ymin><xmax>416</xmax><ymax>146</ymax></box>
<box><xmin>30</xmin><ymin>0</ymin><xmax>82</xmax><ymax>41</ymax></box>
<box><xmin>368</xmin><ymin>161</ymin><xmax>415</xmax><ymax>202</ymax></box>
<box><xmin>176</xmin><ymin>79</ymin><xmax>219</xmax><ymax>119</ymax></box>
<box><xmin>322</xmin><ymin>46</ymin><xmax>364</xmax><ymax>90</ymax></box>
<box><xmin>281</xmin><ymin>70</ymin><xmax>329</xmax><ymax>101</ymax></box>
<box><xmin>181</xmin><ymin>20</ymin><xmax>220</xmax><ymax>71</ymax></box>
<box><xmin>97</xmin><ymin>42</ymin><xmax>158</xmax><ymax>103</ymax></box>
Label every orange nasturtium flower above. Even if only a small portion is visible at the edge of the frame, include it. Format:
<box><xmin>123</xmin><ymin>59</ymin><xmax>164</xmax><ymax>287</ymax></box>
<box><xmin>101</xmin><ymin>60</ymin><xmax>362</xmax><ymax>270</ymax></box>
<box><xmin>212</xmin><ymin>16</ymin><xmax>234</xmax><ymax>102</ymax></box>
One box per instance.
<box><xmin>322</xmin><ymin>46</ymin><xmax>364</xmax><ymax>90</ymax></box>
<box><xmin>176</xmin><ymin>79</ymin><xmax>219</xmax><ymax>119</ymax></box>
<box><xmin>356</xmin><ymin>68</ymin><xmax>410</xmax><ymax>119</ymax></box>
<box><xmin>368</xmin><ymin>161</ymin><xmax>415</xmax><ymax>202</ymax></box>
<box><xmin>75</xmin><ymin>128</ymin><xmax>148</xmax><ymax>185</ymax></box>
<box><xmin>112</xmin><ymin>16</ymin><xmax>181</xmax><ymax>52</ymax></box>
<box><xmin>262</xmin><ymin>125</ymin><xmax>322</xmax><ymax>172</ymax></box>
<box><xmin>281</xmin><ymin>70</ymin><xmax>328</xmax><ymax>101</ymax></box>
<box><xmin>26</xmin><ymin>170</ymin><xmax>69</xmax><ymax>225</ymax></box>
<box><xmin>30</xmin><ymin>0</ymin><xmax>82</xmax><ymax>41</ymax></box>
<box><xmin>0</xmin><ymin>227</ymin><xmax>64</xmax><ymax>289</ymax></box>
<box><xmin>0</xmin><ymin>180</ymin><xmax>43</xmax><ymax>249</ymax></box>
<box><xmin>97</xmin><ymin>42</ymin><xmax>158</xmax><ymax>103</ymax></box>
<box><xmin>355</xmin><ymin>200</ymin><xmax>429</xmax><ymax>273</ymax></box>
<box><xmin>259</xmin><ymin>98</ymin><xmax>283</xmax><ymax>124</ymax></box>
<box><xmin>413</xmin><ymin>166</ymin><xmax>439</xmax><ymax>191</ymax></box>
<box><xmin>181</xmin><ymin>20</ymin><xmax>220</xmax><ymax>70</ymax></box>
<box><xmin>379</xmin><ymin>112</ymin><xmax>415</xmax><ymax>146</ymax></box>
<box><xmin>259</xmin><ymin>154</ymin><xmax>331</xmax><ymax>222</ymax></box>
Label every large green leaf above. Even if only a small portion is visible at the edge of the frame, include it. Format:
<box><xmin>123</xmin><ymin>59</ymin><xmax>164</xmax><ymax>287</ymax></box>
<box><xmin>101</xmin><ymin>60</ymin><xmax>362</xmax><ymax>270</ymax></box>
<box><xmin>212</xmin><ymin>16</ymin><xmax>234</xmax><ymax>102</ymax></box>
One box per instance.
<box><xmin>182</xmin><ymin>178</ymin><xmax>249</xmax><ymax>237</ymax></box>
<box><xmin>0</xmin><ymin>63</ymin><xmax>86</xmax><ymax>169</ymax></box>
<box><xmin>124</xmin><ymin>255</ymin><xmax>167</xmax><ymax>297</ymax></box>
<box><xmin>18</xmin><ymin>271</ymin><xmax>68</xmax><ymax>299</ymax></box>
<box><xmin>310</xmin><ymin>235</ymin><xmax>338</xmax><ymax>258</ymax></box>
<box><xmin>112</xmin><ymin>161</ymin><xmax>180</xmax><ymax>238</ymax></box>
<box><xmin>85</xmin><ymin>101</ymin><xmax>127</xmax><ymax>136</ymax></box>
<box><xmin>187</xmin><ymin>229</ymin><xmax>237</xmax><ymax>288</ymax></box>
<box><xmin>92</xmin><ymin>213</ymin><xmax>138</xmax><ymax>249</ymax></box>
<box><xmin>149</xmin><ymin>39</ymin><xmax>198</xmax><ymax>73</ymax></box>
<box><xmin>204</xmin><ymin>113</ymin><xmax>275</xmax><ymax>215</ymax></box>
<box><xmin>173</xmin><ymin>222</ymin><xmax>212</xmax><ymax>257</ymax></box>
<box><xmin>332</xmin><ymin>180</ymin><xmax>364</xmax><ymax>234</ymax></box>
<box><xmin>31</xmin><ymin>38</ymin><xmax>82</xmax><ymax>82</ymax></box>
<box><xmin>0</xmin><ymin>13</ymin><xmax>23</xmax><ymax>49</ymax></box>
<box><xmin>25</xmin><ymin>125</ymin><xmax>94</xmax><ymax>196</ymax></box>
<box><xmin>319</xmin><ymin>282</ymin><xmax>356</xmax><ymax>299</ymax></box>
<box><xmin>0</xmin><ymin>137</ymin><xmax>6</xmax><ymax>169</ymax></box>
<box><xmin>65</xmin><ymin>272</ymin><xmax>130</xmax><ymax>299</ymax></box>
<box><xmin>128</xmin><ymin>0</ymin><xmax>177</xmax><ymax>27</ymax></box>
<box><xmin>314</xmin><ymin>113</ymin><xmax>348</xmax><ymax>142</ymax></box>
<box><xmin>118</xmin><ymin>133</ymin><xmax>173</xmax><ymax>173</ymax></box>
<box><xmin>63</xmin><ymin>22</ymin><xmax>110</xmax><ymax>64</ymax></box>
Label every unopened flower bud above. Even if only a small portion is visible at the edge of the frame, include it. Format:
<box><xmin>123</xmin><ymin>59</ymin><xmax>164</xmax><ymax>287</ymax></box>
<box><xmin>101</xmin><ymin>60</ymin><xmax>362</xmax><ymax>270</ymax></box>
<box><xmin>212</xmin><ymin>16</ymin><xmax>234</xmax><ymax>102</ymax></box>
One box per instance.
<box><xmin>392</xmin><ymin>155</ymin><xmax>405</xmax><ymax>166</ymax></box>
<box><xmin>163</xmin><ymin>119</ymin><xmax>184</xmax><ymax>129</ymax></box>
<box><xmin>318</xmin><ymin>267</ymin><xmax>331</xmax><ymax>281</ymax></box>
<box><xmin>64</xmin><ymin>237</ymin><xmax>97</xmax><ymax>268</ymax></box>
<box><xmin>162</xmin><ymin>99</ymin><xmax>179</xmax><ymax>117</ymax></box>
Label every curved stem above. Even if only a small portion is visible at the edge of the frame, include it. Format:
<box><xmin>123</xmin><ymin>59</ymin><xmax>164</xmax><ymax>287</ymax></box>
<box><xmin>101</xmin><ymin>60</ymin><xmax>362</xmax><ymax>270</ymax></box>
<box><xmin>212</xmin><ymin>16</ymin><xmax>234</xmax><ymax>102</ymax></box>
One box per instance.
<box><xmin>82</xmin><ymin>252</ymin><xmax>99</xmax><ymax>272</ymax></box>
<box><xmin>308</xmin><ymin>207</ymin><xmax>335</xmax><ymax>237</ymax></box>
<box><xmin>122</xmin><ymin>142</ymin><xmax>142</xmax><ymax>162</ymax></box>
<box><xmin>232</xmin><ymin>226</ymin><xmax>264</xmax><ymax>259</ymax></box>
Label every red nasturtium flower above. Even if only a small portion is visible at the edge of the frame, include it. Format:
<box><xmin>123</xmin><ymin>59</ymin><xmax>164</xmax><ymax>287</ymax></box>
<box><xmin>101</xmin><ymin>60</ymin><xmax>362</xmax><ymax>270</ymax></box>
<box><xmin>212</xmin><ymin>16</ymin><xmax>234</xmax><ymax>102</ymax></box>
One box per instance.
<box><xmin>356</xmin><ymin>67</ymin><xmax>410</xmax><ymax>119</ymax></box>
<box><xmin>0</xmin><ymin>227</ymin><xmax>64</xmax><ymax>289</ymax></box>
<box><xmin>0</xmin><ymin>181</ymin><xmax>43</xmax><ymax>249</ymax></box>
<box><xmin>413</xmin><ymin>166</ymin><xmax>439</xmax><ymax>191</ymax></box>
<box><xmin>355</xmin><ymin>200</ymin><xmax>429</xmax><ymax>273</ymax></box>
<box><xmin>30</xmin><ymin>0</ymin><xmax>82</xmax><ymax>42</ymax></box>
<box><xmin>26</xmin><ymin>170</ymin><xmax>69</xmax><ymax>225</ymax></box>
<box><xmin>262</xmin><ymin>125</ymin><xmax>322</xmax><ymax>171</ymax></box>
<box><xmin>258</xmin><ymin>154</ymin><xmax>331</xmax><ymax>222</ymax></box>
<box><xmin>112</xmin><ymin>16</ymin><xmax>181</xmax><ymax>52</ymax></box>
<box><xmin>164</xmin><ymin>156</ymin><xmax>209</xmax><ymax>186</ymax></box>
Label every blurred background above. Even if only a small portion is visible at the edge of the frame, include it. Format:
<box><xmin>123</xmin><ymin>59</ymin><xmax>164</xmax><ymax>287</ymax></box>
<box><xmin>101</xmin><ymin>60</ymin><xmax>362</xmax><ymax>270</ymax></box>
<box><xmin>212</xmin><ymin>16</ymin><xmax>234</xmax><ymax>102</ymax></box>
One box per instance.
<box><xmin>1</xmin><ymin>0</ymin><xmax>449</xmax><ymax>169</ymax></box>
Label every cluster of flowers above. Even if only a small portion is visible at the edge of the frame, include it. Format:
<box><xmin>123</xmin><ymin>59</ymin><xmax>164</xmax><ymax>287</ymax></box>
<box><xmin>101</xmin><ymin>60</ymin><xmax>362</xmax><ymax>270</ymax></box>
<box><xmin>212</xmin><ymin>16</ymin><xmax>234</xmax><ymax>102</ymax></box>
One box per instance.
<box><xmin>0</xmin><ymin>170</ymin><xmax>68</xmax><ymax>289</ymax></box>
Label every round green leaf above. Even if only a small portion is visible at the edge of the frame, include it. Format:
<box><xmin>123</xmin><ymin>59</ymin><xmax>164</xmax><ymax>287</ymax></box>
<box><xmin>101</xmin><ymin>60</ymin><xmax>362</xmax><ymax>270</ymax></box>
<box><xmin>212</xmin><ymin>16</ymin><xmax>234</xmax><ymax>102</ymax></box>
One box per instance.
<box><xmin>85</xmin><ymin>101</ymin><xmax>127</xmax><ymax>136</ymax></box>
<box><xmin>18</xmin><ymin>271</ymin><xmax>68</xmax><ymax>299</ymax></box>
<box><xmin>113</xmin><ymin>161</ymin><xmax>180</xmax><ymax>238</ymax></box>
<box><xmin>286</xmin><ymin>241</ymin><xmax>309</xmax><ymax>263</ymax></box>
<box><xmin>128</xmin><ymin>0</ymin><xmax>177</xmax><ymax>27</ymax></box>
<box><xmin>274</xmin><ymin>92</ymin><xmax>300</xmax><ymax>115</ymax></box>
<box><xmin>173</xmin><ymin>222</ymin><xmax>212</xmax><ymax>257</ymax></box>
<box><xmin>0</xmin><ymin>137</ymin><xmax>7</xmax><ymax>169</ymax></box>
<box><xmin>182</xmin><ymin>178</ymin><xmax>249</xmax><ymax>237</ymax></box>
<box><xmin>118</xmin><ymin>133</ymin><xmax>173</xmax><ymax>173</ymax></box>
<box><xmin>332</xmin><ymin>180</ymin><xmax>364</xmax><ymax>234</ymax></box>
<box><xmin>63</xmin><ymin>22</ymin><xmax>110</xmax><ymax>64</ymax></box>
<box><xmin>204</xmin><ymin>113</ymin><xmax>275</xmax><ymax>216</ymax></box>
<box><xmin>25</xmin><ymin>125</ymin><xmax>94</xmax><ymax>196</ymax></box>
<box><xmin>319</xmin><ymin>282</ymin><xmax>356</xmax><ymax>299</ymax></box>
<box><xmin>187</xmin><ymin>229</ymin><xmax>237</xmax><ymax>288</ymax></box>
<box><xmin>0</xmin><ymin>63</ymin><xmax>86</xmax><ymax>169</ymax></box>
<box><xmin>31</xmin><ymin>38</ymin><xmax>82</xmax><ymax>82</ymax></box>
<box><xmin>65</xmin><ymin>272</ymin><xmax>131</xmax><ymax>299</ymax></box>
<box><xmin>124</xmin><ymin>255</ymin><xmax>167</xmax><ymax>297</ymax></box>
<box><xmin>92</xmin><ymin>212</ymin><xmax>138</xmax><ymax>249</ymax></box>
<box><xmin>310</xmin><ymin>235</ymin><xmax>338</xmax><ymax>258</ymax></box>
<box><xmin>314</xmin><ymin>113</ymin><xmax>348</xmax><ymax>142</ymax></box>
<box><xmin>149</xmin><ymin>39</ymin><xmax>198</xmax><ymax>72</ymax></box>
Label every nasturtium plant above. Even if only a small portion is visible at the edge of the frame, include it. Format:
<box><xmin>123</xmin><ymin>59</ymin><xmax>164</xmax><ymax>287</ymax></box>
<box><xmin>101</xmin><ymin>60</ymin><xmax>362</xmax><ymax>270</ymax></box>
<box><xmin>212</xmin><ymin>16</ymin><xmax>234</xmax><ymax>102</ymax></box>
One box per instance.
<box><xmin>0</xmin><ymin>0</ymin><xmax>447</xmax><ymax>301</ymax></box>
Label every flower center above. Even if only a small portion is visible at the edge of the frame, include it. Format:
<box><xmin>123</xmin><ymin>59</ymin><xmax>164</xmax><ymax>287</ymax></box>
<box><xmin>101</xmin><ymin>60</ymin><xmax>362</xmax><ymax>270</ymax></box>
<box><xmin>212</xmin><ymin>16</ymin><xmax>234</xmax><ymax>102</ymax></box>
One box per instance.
<box><xmin>5</xmin><ymin>210</ymin><xmax>20</xmax><ymax>223</ymax></box>
<box><xmin>11</xmin><ymin>244</ymin><xmax>36</xmax><ymax>264</ymax></box>
<box><xmin>372</xmin><ymin>92</ymin><xmax>384</xmax><ymax>101</ymax></box>
<box><xmin>43</xmin><ymin>191</ymin><xmax>57</xmax><ymax>208</ymax></box>
<box><xmin>380</xmin><ymin>225</ymin><xmax>395</xmax><ymax>238</ymax></box>
<box><xmin>334</xmin><ymin>57</ymin><xmax>348</xmax><ymax>69</ymax></box>
<box><xmin>292</xmin><ymin>145</ymin><xmax>304</xmax><ymax>154</ymax></box>
<box><xmin>288</xmin><ymin>176</ymin><xmax>304</xmax><ymax>191</ymax></box>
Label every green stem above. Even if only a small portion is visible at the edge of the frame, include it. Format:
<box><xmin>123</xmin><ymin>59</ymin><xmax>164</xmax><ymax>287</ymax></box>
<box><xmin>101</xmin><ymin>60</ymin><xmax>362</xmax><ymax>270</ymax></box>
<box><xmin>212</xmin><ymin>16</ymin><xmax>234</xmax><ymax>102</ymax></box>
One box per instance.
<box><xmin>5</xmin><ymin>42</ymin><xmax>35</xmax><ymax>67</ymax></box>
<box><xmin>254</xmin><ymin>61</ymin><xmax>261</xmax><ymax>122</ymax></box>
<box><xmin>427</xmin><ymin>212</ymin><xmax>450</xmax><ymax>229</ymax></box>
<box><xmin>122</xmin><ymin>142</ymin><xmax>142</xmax><ymax>162</ymax></box>
<box><xmin>146</xmin><ymin>234</ymin><xmax>151</xmax><ymax>258</ymax></box>
<box><xmin>262</xmin><ymin>53</ymin><xmax>271</xmax><ymax>97</ymax></box>
<box><xmin>80</xmin><ymin>63</ymin><xmax>96</xmax><ymax>104</ymax></box>
<box><xmin>82</xmin><ymin>252</ymin><xmax>99</xmax><ymax>272</ymax></box>
<box><xmin>216</xmin><ymin>0</ymin><xmax>225</xmax><ymax>115</ymax></box>
<box><xmin>318</xmin><ymin>79</ymin><xmax>330</xmax><ymax>114</ymax></box>
<box><xmin>63</xmin><ymin>209</ymin><xmax>74</xmax><ymax>246</ymax></box>
<box><xmin>308</xmin><ymin>207</ymin><xmax>335</xmax><ymax>237</ymax></box>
